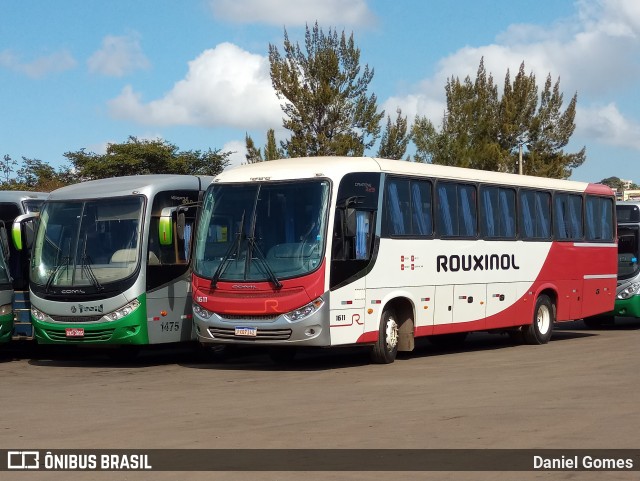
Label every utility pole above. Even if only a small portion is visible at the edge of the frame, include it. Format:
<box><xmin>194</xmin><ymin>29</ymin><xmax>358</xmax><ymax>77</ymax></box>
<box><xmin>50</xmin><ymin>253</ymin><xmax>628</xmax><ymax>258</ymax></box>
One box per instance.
<box><xmin>518</xmin><ymin>143</ymin><xmax>523</xmax><ymax>175</ymax></box>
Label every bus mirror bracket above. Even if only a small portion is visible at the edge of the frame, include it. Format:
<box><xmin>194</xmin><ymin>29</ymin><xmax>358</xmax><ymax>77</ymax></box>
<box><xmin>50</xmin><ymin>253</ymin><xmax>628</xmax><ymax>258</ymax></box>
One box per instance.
<box><xmin>345</xmin><ymin>208</ymin><xmax>357</xmax><ymax>237</ymax></box>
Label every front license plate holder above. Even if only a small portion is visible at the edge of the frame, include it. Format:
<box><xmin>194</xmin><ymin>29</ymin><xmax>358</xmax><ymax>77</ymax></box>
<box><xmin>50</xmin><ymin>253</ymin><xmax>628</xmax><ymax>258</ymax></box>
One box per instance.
<box><xmin>65</xmin><ymin>327</ymin><xmax>85</xmax><ymax>338</ymax></box>
<box><xmin>234</xmin><ymin>326</ymin><xmax>257</xmax><ymax>337</ymax></box>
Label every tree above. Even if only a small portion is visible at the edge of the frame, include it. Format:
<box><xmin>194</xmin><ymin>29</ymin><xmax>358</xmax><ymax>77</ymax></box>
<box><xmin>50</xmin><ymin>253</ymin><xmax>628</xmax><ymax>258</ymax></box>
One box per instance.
<box><xmin>245</xmin><ymin>129</ymin><xmax>285</xmax><ymax>164</ymax></box>
<box><xmin>64</xmin><ymin>136</ymin><xmax>231</xmax><ymax>180</ymax></box>
<box><xmin>1</xmin><ymin>155</ymin><xmax>18</xmax><ymax>183</ymax></box>
<box><xmin>377</xmin><ymin>108</ymin><xmax>411</xmax><ymax>160</ymax></box>
<box><xmin>0</xmin><ymin>156</ymin><xmax>72</xmax><ymax>191</ymax></box>
<box><xmin>599</xmin><ymin>176</ymin><xmax>639</xmax><ymax>191</ymax></box>
<box><xmin>269</xmin><ymin>23</ymin><xmax>384</xmax><ymax>157</ymax></box>
<box><xmin>412</xmin><ymin>59</ymin><xmax>585</xmax><ymax>179</ymax></box>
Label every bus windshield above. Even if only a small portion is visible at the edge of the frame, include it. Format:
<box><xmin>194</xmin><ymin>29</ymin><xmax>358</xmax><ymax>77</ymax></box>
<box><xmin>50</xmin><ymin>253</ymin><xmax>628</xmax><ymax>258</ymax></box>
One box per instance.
<box><xmin>194</xmin><ymin>180</ymin><xmax>330</xmax><ymax>283</ymax></box>
<box><xmin>0</xmin><ymin>239</ymin><xmax>10</xmax><ymax>286</ymax></box>
<box><xmin>618</xmin><ymin>225</ymin><xmax>640</xmax><ymax>280</ymax></box>
<box><xmin>31</xmin><ymin>197</ymin><xmax>144</xmax><ymax>289</ymax></box>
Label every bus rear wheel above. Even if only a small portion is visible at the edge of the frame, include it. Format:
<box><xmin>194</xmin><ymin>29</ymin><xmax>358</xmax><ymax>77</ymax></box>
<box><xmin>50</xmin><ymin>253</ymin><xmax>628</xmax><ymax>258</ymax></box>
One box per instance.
<box><xmin>522</xmin><ymin>294</ymin><xmax>554</xmax><ymax>345</ymax></box>
<box><xmin>370</xmin><ymin>308</ymin><xmax>399</xmax><ymax>364</ymax></box>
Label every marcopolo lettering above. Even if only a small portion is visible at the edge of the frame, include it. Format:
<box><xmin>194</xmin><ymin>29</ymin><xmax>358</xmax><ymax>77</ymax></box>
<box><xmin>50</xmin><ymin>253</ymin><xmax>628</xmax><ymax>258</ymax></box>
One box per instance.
<box><xmin>436</xmin><ymin>254</ymin><xmax>520</xmax><ymax>272</ymax></box>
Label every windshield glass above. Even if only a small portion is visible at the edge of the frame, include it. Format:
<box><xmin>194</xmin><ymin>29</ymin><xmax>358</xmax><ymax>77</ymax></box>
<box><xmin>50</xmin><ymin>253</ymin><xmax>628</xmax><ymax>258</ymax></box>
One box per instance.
<box><xmin>618</xmin><ymin>225</ymin><xmax>640</xmax><ymax>280</ymax></box>
<box><xmin>22</xmin><ymin>199</ymin><xmax>44</xmax><ymax>214</ymax></box>
<box><xmin>31</xmin><ymin>197</ymin><xmax>144</xmax><ymax>288</ymax></box>
<box><xmin>194</xmin><ymin>180</ymin><xmax>330</xmax><ymax>282</ymax></box>
<box><xmin>0</xmin><ymin>237</ymin><xmax>10</xmax><ymax>285</ymax></box>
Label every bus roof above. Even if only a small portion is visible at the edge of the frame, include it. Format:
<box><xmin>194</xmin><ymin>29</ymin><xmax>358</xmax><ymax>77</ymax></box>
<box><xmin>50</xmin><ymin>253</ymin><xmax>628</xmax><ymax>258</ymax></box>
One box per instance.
<box><xmin>47</xmin><ymin>175</ymin><xmax>214</xmax><ymax>201</ymax></box>
<box><xmin>214</xmin><ymin>157</ymin><xmax>611</xmax><ymax>195</ymax></box>
<box><xmin>0</xmin><ymin>191</ymin><xmax>49</xmax><ymax>203</ymax></box>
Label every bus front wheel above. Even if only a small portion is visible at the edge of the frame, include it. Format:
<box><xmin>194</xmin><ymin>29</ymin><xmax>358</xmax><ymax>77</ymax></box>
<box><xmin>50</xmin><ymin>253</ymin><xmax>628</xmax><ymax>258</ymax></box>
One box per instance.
<box><xmin>523</xmin><ymin>295</ymin><xmax>554</xmax><ymax>345</ymax></box>
<box><xmin>370</xmin><ymin>308</ymin><xmax>399</xmax><ymax>364</ymax></box>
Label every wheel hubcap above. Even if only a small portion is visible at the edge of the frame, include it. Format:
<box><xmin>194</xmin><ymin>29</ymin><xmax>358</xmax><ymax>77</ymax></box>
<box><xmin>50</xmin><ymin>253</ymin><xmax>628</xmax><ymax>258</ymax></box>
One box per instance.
<box><xmin>385</xmin><ymin>317</ymin><xmax>399</xmax><ymax>351</ymax></box>
<box><xmin>537</xmin><ymin>305</ymin><xmax>551</xmax><ymax>335</ymax></box>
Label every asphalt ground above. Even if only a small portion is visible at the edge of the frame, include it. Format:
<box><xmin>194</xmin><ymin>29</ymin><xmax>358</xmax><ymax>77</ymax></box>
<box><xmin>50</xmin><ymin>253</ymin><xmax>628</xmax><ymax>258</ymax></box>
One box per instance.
<box><xmin>1</xmin><ymin>318</ymin><xmax>638</xmax><ymax>481</ymax></box>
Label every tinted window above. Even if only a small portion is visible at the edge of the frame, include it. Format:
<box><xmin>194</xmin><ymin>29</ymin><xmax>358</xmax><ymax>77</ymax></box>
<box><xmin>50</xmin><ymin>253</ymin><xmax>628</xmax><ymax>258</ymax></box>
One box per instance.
<box><xmin>585</xmin><ymin>195</ymin><xmax>614</xmax><ymax>241</ymax></box>
<box><xmin>436</xmin><ymin>182</ymin><xmax>477</xmax><ymax>237</ymax></box>
<box><xmin>383</xmin><ymin>178</ymin><xmax>432</xmax><ymax>237</ymax></box>
<box><xmin>554</xmin><ymin>193</ymin><xmax>583</xmax><ymax>240</ymax></box>
<box><xmin>519</xmin><ymin>190</ymin><xmax>551</xmax><ymax>240</ymax></box>
<box><xmin>480</xmin><ymin>186</ymin><xmax>516</xmax><ymax>239</ymax></box>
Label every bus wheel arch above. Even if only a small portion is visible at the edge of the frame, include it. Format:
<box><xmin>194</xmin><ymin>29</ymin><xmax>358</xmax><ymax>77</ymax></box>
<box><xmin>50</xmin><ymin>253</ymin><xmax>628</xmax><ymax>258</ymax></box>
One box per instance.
<box><xmin>370</xmin><ymin>297</ymin><xmax>414</xmax><ymax>364</ymax></box>
<box><xmin>523</xmin><ymin>290</ymin><xmax>556</xmax><ymax>345</ymax></box>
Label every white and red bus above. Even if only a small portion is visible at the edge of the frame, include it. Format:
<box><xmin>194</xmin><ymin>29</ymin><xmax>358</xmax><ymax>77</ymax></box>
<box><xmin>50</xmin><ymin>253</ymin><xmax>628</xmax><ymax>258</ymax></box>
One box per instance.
<box><xmin>191</xmin><ymin>157</ymin><xmax>617</xmax><ymax>363</ymax></box>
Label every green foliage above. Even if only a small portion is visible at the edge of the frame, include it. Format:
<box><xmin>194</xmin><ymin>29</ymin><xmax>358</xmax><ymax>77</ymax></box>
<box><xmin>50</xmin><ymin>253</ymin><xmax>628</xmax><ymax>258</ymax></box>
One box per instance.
<box><xmin>377</xmin><ymin>108</ymin><xmax>411</xmax><ymax>160</ymax></box>
<box><xmin>245</xmin><ymin>133</ymin><xmax>263</xmax><ymax>163</ymax></box>
<box><xmin>412</xmin><ymin>58</ymin><xmax>585</xmax><ymax>179</ymax></box>
<box><xmin>599</xmin><ymin>176</ymin><xmax>639</xmax><ymax>191</ymax></box>
<box><xmin>245</xmin><ymin>129</ymin><xmax>285</xmax><ymax>164</ymax></box>
<box><xmin>64</xmin><ymin>136</ymin><xmax>231</xmax><ymax>180</ymax></box>
<box><xmin>269</xmin><ymin>23</ymin><xmax>384</xmax><ymax>158</ymax></box>
<box><xmin>0</xmin><ymin>155</ymin><xmax>72</xmax><ymax>192</ymax></box>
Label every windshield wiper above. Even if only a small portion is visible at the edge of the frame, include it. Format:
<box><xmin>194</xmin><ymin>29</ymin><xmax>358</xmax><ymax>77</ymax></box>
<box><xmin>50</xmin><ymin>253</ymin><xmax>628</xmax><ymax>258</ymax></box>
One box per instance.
<box><xmin>80</xmin><ymin>254</ymin><xmax>103</xmax><ymax>291</ymax></box>
<box><xmin>211</xmin><ymin>210</ymin><xmax>245</xmax><ymax>288</ymax></box>
<box><xmin>247</xmin><ymin>236</ymin><xmax>282</xmax><ymax>289</ymax></box>
<box><xmin>45</xmin><ymin>256</ymin><xmax>70</xmax><ymax>293</ymax></box>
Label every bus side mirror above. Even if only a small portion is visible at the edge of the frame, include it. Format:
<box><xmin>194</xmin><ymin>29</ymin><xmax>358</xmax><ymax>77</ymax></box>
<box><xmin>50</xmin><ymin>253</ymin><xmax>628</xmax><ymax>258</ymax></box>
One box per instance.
<box><xmin>345</xmin><ymin>208</ymin><xmax>357</xmax><ymax>237</ymax></box>
<box><xmin>12</xmin><ymin>213</ymin><xmax>38</xmax><ymax>251</ymax></box>
<box><xmin>159</xmin><ymin>207</ymin><xmax>174</xmax><ymax>246</ymax></box>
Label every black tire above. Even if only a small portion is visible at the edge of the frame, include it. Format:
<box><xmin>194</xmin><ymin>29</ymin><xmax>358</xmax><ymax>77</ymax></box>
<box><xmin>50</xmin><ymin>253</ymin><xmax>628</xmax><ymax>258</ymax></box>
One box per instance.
<box><xmin>522</xmin><ymin>294</ymin><xmax>554</xmax><ymax>345</ymax></box>
<box><xmin>268</xmin><ymin>347</ymin><xmax>297</xmax><ymax>364</ymax></box>
<box><xmin>370</xmin><ymin>308</ymin><xmax>399</xmax><ymax>364</ymax></box>
<box><xmin>428</xmin><ymin>332</ymin><xmax>468</xmax><ymax>348</ymax></box>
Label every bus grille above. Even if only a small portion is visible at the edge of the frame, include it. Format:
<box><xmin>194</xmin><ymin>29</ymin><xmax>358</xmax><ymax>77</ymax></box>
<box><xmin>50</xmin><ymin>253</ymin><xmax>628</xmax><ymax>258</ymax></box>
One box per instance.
<box><xmin>208</xmin><ymin>327</ymin><xmax>292</xmax><ymax>341</ymax></box>
<box><xmin>218</xmin><ymin>314</ymin><xmax>279</xmax><ymax>322</ymax></box>
<box><xmin>49</xmin><ymin>315</ymin><xmax>105</xmax><ymax>323</ymax></box>
<box><xmin>44</xmin><ymin>328</ymin><xmax>115</xmax><ymax>342</ymax></box>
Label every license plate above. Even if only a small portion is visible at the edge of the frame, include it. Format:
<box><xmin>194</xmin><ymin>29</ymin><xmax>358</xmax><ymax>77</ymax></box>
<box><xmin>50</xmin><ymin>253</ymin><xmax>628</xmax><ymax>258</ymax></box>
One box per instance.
<box><xmin>65</xmin><ymin>327</ymin><xmax>85</xmax><ymax>338</ymax></box>
<box><xmin>234</xmin><ymin>326</ymin><xmax>257</xmax><ymax>337</ymax></box>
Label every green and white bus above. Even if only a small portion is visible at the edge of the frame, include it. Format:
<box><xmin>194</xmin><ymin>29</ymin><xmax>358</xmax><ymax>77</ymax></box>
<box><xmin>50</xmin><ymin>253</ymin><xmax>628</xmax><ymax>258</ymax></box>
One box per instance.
<box><xmin>26</xmin><ymin>175</ymin><xmax>211</xmax><ymax>346</ymax></box>
<box><xmin>0</xmin><ymin>190</ymin><xmax>48</xmax><ymax>339</ymax></box>
<box><xmin>605</xmin><ymin>200</ymin><xmax>640</xmax><ymax>320</ymax></box>
<box><xmin>0</xmin><ymin>221</ymin><xmax>13</xmax><ymax>343</ymax></box>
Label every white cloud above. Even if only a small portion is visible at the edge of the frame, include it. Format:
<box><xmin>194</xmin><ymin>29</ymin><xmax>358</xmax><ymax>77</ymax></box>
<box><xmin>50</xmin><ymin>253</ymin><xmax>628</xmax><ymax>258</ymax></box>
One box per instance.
<box><xmin>88</xmin><ymin>33</ymin><xmax>150</xmax><ymax>77</ymax></box>
<box><xmin>222</xmin><ymin>140</ymin><xmax>247</xmax><ymax>169</ymax></box>
<box><xmin>0</xmin><ymin>49</ymin><xmax>76</xmax><ymax>78</ymax></box>
<box><xmin>386</xmin><ymin>0</ymin><xmax>640</xmax><ymax>150</ymax></box>
<box><xmin>577</xmin><ymin>103</ymin><xmax>640</xmax><ymax>150</ymax></box>
<box><xmin>108</xmin><ymin>42</ymin><xmax>282</xmax><ymax>129</ymax></box>
<box><xmin>209</xmin><ymin>0</ymin><xmax>375</xmax><ymax>27</ymax></box>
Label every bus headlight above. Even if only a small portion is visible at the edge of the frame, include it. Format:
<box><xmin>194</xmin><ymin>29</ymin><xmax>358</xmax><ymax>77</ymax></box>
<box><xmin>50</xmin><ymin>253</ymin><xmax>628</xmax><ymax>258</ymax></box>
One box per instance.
<box><xmin>0</xmin><ymin>304</ymin><xmax>12</xmax><ymax>316</ymax></box>
<box><xmin>105</xmin><ymin>299</ymin><xmax>141</xmax><ymax>321</ymax></box>
<box><xmin>31</xmin><ymin>306</ymin><xmax>47</xmax><ymax>321</ymax></box>
<box><xmin>193</xmin><ymin>302</ymin><xmax>213</xmax><ymax>320</ymax></box>
<box><xmin>618</xmin><ymin>282</ymin><xmax>640</xmax><ymax>300</ymax></box>
<box><xmin>284</xmin><ymin>298</ymin><xmax>324</xmax><ymax>322</ymax></box>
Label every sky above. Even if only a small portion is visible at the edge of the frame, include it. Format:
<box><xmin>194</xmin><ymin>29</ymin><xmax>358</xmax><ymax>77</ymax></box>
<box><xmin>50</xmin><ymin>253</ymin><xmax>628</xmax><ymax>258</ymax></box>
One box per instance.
<box><xmin>1</xmin><ymin>0</ymin><xmax>639</xmax><ymax>183</ymax></box>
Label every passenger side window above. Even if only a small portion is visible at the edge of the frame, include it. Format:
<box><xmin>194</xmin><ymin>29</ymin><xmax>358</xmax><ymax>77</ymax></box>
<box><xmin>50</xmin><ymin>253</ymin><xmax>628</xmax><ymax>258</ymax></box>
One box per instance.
<box><xmin>554</xmin><ymin>193</ymin><xmax>583</xmax><ymax>240</ymax></box>
<box><xmin>480</xmin><ymin>186</ymin><xmax>516</xmax><ymax>239</ymax></box>
<box><xmin>436</xmin><ymin>182</ymin><xmax>477</xmax><ymax>237</ymax></box>
<box><xmin>383</xmin><ymin>178</ymin><xmax>432</xmax><ymax>237</ymax></box>
<box><xmin>585</xmin><ymin>195</ymin><xmax>614</xmax><ymax>241</ymax></box>
<box><xmin>519</xmin><ymin>190</ymin><xmax>551</xmax><ymax>240</ymax></box>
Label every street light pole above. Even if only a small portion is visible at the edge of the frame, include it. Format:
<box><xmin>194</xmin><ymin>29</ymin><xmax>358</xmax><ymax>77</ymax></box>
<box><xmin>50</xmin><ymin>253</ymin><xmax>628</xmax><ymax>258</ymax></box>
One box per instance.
<box><xmin>518</xmin><ymin>143</ymin><xmax>523</xmax><ymax>175</ymax></box>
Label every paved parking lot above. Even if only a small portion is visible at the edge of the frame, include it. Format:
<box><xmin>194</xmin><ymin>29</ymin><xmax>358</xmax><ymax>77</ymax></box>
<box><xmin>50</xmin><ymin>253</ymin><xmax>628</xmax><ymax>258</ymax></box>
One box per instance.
<box><xmin>1</xmin><ymin>318</ymin><xmax>638</xmax><ymax>481</ymax></box>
